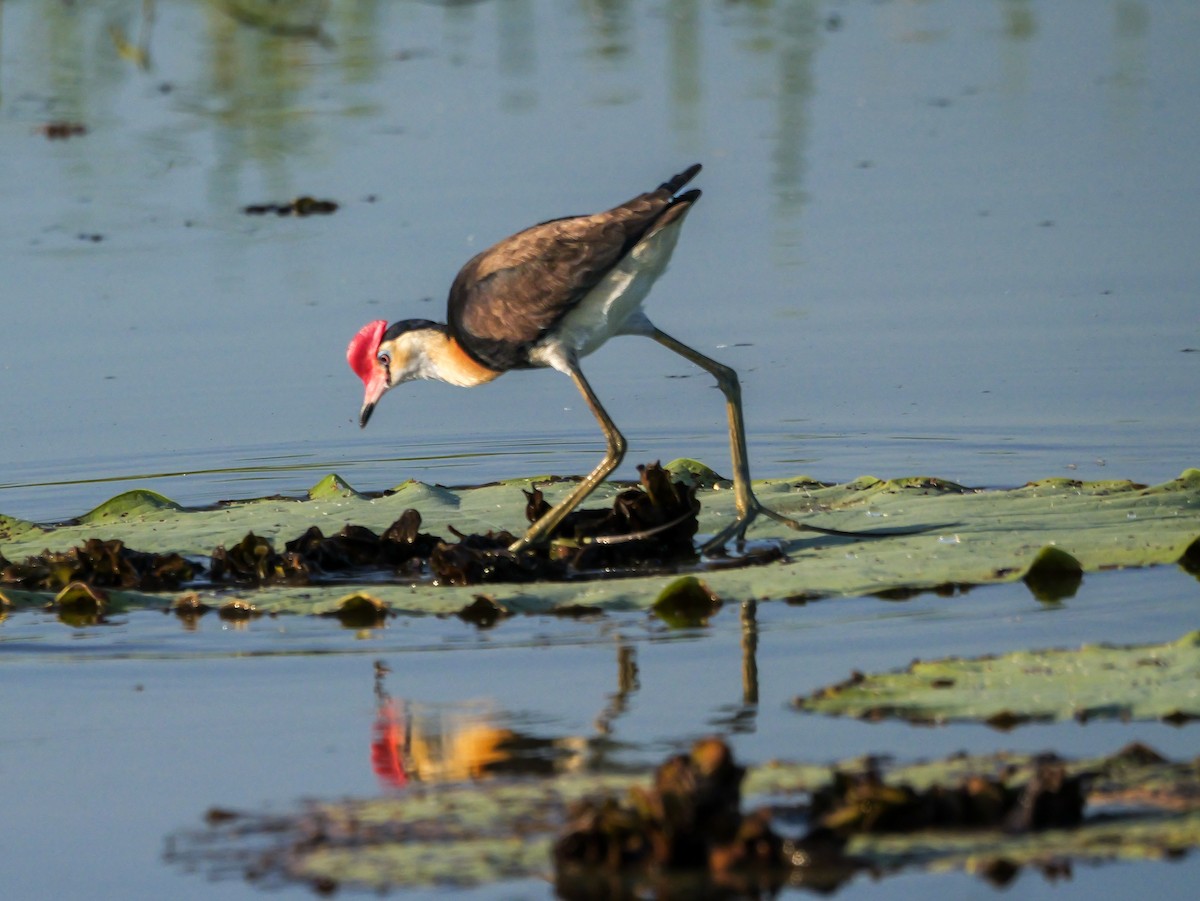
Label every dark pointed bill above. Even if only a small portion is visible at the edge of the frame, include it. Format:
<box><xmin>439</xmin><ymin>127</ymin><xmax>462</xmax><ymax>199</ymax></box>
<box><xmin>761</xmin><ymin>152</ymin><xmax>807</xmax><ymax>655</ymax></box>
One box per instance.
<box><xmin>359</xmin><ymin>402</ymin><xmax>375</xmax><ymax>428</ymax></box>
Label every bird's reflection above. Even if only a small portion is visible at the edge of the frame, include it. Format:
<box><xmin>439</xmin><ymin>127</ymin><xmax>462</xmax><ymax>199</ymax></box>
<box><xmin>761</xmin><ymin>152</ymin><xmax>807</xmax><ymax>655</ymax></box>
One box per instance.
<box><xmin>370</xmin><ymin>658</ymin><xmax>588</xmax><ymax>786</ymax></box>
<box><xmin>370</xmin><ymin>619</ymin><xmax>764</xmax><ymax>788</ymax></box>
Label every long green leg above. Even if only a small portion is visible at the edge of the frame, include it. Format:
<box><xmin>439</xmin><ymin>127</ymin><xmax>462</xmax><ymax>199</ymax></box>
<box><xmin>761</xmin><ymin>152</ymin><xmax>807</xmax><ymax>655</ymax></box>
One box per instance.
<box><xmin>649</xmin><ymin>328</ymin><xmax>809</xmax><ymax>552</ymax></box>
<box><xmin>511</xmin><ymin>333</ymin><xmax>913</xmax><ymax>554</ymax></box>
<box><xmin>509</xmin><ymin>362</ymin><xmax>626</xmax><ymax>553</ymax></box>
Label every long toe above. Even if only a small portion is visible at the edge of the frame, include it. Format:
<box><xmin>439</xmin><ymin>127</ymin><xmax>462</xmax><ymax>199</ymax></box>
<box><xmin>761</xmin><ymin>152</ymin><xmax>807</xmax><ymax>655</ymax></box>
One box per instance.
<box><xmin>699</xmin><ymin>523</ymin><xmax>739</xmax><ymax>555</ymax></box>
<box><xmin>700</xmin><ymin>500</ymin><xmax>813</xmax><ymax>554</ymax></box>
<box><xmin>701</xmin><ymin>497</ymin><xmax>933</xmax><ymax>553</ymax></box>
<box><xmin>700</xmin><ymin>508</ymin><xmax>759</xmax><ymax>555</ymax></box>
<box><xmin>759</xmin><ymin>504</ymin><xmax>805</xmax><ymax>531</ymax></box>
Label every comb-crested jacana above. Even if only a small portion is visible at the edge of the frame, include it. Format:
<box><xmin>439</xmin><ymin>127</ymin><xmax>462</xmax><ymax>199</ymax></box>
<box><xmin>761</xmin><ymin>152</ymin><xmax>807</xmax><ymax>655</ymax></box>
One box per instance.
<box><xmin>348</xmin><ymin>164</ymin><xmax>822</xmax><ymax>553</ymax></box>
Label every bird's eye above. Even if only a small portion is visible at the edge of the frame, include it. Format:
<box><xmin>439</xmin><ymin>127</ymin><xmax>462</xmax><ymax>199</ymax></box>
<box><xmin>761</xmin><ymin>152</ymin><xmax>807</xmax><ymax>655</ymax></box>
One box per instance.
<box><xmin>377</xmin><ymin>352</ymin><xmax>391</xmax><ymax>369</ymax></box>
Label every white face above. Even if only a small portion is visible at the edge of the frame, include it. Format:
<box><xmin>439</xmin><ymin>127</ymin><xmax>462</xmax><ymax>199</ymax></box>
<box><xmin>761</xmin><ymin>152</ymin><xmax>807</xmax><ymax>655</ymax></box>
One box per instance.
<box><xmin>376</xmin><ymin>332</ymin><xmax>434</xmax><ymax>386</ymax></box>
<box><xmin>357</xmin><ymin>331</ymin><xmax>439</xmax><ymax>427</ymax></box>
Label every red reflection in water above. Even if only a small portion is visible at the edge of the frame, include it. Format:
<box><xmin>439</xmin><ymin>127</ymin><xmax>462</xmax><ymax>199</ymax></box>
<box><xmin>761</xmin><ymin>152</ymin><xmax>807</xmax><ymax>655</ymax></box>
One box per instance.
<box><xmin>370</xmin><ymin>699</ymin><xmax>408</xmax><ymax>788</ymax></box>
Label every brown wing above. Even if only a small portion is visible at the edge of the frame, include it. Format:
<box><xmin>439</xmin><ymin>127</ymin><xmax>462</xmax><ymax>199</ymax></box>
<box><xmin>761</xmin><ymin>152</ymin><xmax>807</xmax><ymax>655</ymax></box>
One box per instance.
<box><xmin>447</xmin><ymin>165</ymin><xmax>701</xmax><ymax>371</ymax></box>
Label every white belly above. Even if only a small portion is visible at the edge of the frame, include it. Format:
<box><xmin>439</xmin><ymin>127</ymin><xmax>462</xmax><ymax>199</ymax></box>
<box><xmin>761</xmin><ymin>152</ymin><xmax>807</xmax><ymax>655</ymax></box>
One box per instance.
<box><xmin>532</xmin><ymin>216</ymin><xmax>686</xmax><ymax>371</ymax></box>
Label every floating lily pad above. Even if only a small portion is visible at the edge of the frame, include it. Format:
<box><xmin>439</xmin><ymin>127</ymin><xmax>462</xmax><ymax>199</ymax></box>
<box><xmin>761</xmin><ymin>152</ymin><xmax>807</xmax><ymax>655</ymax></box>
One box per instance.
<box><xmin>794</xmin><ymin>630</ymin><xmax>1200</xmax><ymax>726</ymax></box>
<box><xmin>78</xmin><ymin>489</ymin><xmax>183</xmax><ymax>523</ymax></box>
<box><xmin>0</xmin><ymin>585</ymin><xmax>170</xmax><ymax>612</ymax></box>
<box><xmin>54</xmin><ymin>581</ymin><xmax>108</xmax><ymax>613</ymax></box>
<box><xmin>165</xmin><ymin>742</ymin><xmax>1200</xmax><ymax>895</ymax></box>
<box><xmin>456</xmin><ymin>594</ymin><xmax>512</xmax><ymax>628</ymax></box>
<box><xmin>307</xmin><ymin>473</ymin><xmax>360</xmax><ymax>500</ymax></box>
<box><xmin>0</xmin><ymin>513</ymin><xmax>43</xmax><ymax>543</ymax></box>
<box><xmin>218</xmin><ymin>598</ymin><xmax>261</xmax><ymax>621</ymax></box>
<box><xmin>663</xmin><ymin>457</ymin><xmax>728</xmax><ymax>489</ymax></box>
<box><xmin>388</xmin><ymin>478</ymin><xmax>462</xmax><ymax>506</ymax></box>
<box><xmin>324</xmin><ymin>591</ymin><xmax>390</xmax><ymax>628</ymax></box>
<box><xmin>171</xmin><ymin>593</ymin><xmax>213</xmax><ymax>625</ymax></box>
<box><xmin>652</xmin><ymin>575</ymin><xmax>722</xmax><ymax>627</ymax></box>
<box><xmin>0</xmin><ymin>468</ymin><xmax>1197</xmax><ymax>616</ymax></box>
<box><xmin>1022</xmin><ymin>545</ymin><xmax>1084</xmax><ymax>602</ymax></box>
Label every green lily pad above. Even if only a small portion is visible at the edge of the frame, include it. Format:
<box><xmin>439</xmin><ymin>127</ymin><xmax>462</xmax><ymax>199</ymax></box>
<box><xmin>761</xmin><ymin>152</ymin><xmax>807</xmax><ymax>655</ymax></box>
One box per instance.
<box><xmin>54</xmin><ymin>581</ymin><xmax>108</xmax><ymax>612</ymax></box>
<box><xmin>652</xmin><ymin>575</ymin><xmax>722</xmax><ymax>627</ymax></box>
<box><xmin>166</xmin><ymin>744</ymin><xmax>1200</xmax><ymax>894</ymax></box>
<box><xmin>1</xmin><ymin>468</ymin><xmax>1198</xmax><ymax>615</ymax></box>
<box><xmin>663</xmin><ymin>457</ymin><xmax>728</xmax><ymax>489</ymax></box>
<box><xmin>307</xmin><ymin>473</ymin><xmax>361</xmax><ymax>500</ymax></box>
<box><xmin>794</xmin><ymin>629</ymin><xmax>1200</xmax><ymax>726</ymax></box>
<box><xmin>1022</xmin><ymin>545</ymin><xmax>1084</xmax><ymax>602</ymax></box>
<box><xmin>0</xmin><ymin>585</ymin><xmax>171</xmax><ymax>612</ymax></box>
<box><xmin>324</xmin><ymin>591</ymin><xmax>390</xmax><ymax>628</ymax></box>
<box><xmin>78</xmin><ymin>489</ymin><xmax>184</xmax><ymax>523</ymax></box>
<box><xmin>387</xmin><ymin>478</ymin><xmax>461</xmax><ymax>506</ymax></box>
<box><xmin>0</xmin><ymin>513</ymin><xmax>43</xmax><ymax>543</ymax></box>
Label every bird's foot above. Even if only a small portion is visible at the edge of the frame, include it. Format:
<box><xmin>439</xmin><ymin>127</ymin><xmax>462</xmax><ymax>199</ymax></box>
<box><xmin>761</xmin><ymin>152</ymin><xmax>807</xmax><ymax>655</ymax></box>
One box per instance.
<box><xmin>699</xmin><ymin>501</ymin><xmax>789</xmax><ymax>555</ymax></box>
<box><xmin>700</xmin><ymin>499</ymin><xmax>932</xmax><ymax>555</ymax></box>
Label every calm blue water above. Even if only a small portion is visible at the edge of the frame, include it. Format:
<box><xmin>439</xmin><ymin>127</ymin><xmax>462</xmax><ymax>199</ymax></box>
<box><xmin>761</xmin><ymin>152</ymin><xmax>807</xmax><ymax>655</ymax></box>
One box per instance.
<box><xmin>2</xmin><ymin>1</ymin><xmax>1198</xmax><ymax>898</ymax></box>
<box><xmin>4</xmin><ymin>565</ymin><xmax>1200</xmax><ymax>898</ymax></box>
<box><xmin>0</xmin><ymin>0</ymin><xmax>1195</xmax><ymax>522</ymax></box>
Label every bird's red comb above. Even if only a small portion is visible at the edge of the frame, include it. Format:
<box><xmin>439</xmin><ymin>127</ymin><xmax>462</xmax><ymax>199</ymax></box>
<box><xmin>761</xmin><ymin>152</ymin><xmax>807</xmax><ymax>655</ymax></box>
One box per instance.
<box><xmin>347</xmin><ymin>320</ymin><xmax>388</xmax><ymax>384</ymax></box>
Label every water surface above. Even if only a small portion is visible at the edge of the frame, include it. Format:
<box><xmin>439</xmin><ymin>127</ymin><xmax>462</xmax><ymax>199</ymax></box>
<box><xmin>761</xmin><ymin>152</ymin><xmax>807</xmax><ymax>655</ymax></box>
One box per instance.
<box><xmin>3</xmin><ymin>565</ymin><xmax>1199</xmax><ymax>898</ymax></box>
<box><xmin>1</xmin><ymin>1</ymin><xmax>1198</xmax><ymax>898</ymax></box>
<box><xmin>1</xmin><ymin>0</ymin><xmax>1195</xmax><ymax>519</ymax></box>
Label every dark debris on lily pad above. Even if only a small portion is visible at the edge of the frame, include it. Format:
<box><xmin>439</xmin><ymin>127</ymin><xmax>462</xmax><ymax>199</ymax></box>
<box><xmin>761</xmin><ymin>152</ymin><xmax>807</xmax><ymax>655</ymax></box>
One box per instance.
<box><xmin>0</xmin><ymin>463</ymin><xmax>711</xmax><ymax>598</ymax></box>
<box><xmin>163</xmin><ymin>738</ymin><xmax>1200</xmax><ymax>896</ymax></box>
<box><xmin>808</xmin><ymin>752</ymin><xmax>1085</xmax><ymax>837</ymax></box>
<box><xmin>555</xmin><ymin>740</ymin><xmax>1092</xmax><ymax>896</ymax></box>
<box><xmin>0</xmin><ymin>537</ymin><xmax>196</xmax><ymax>591</ymax></box>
